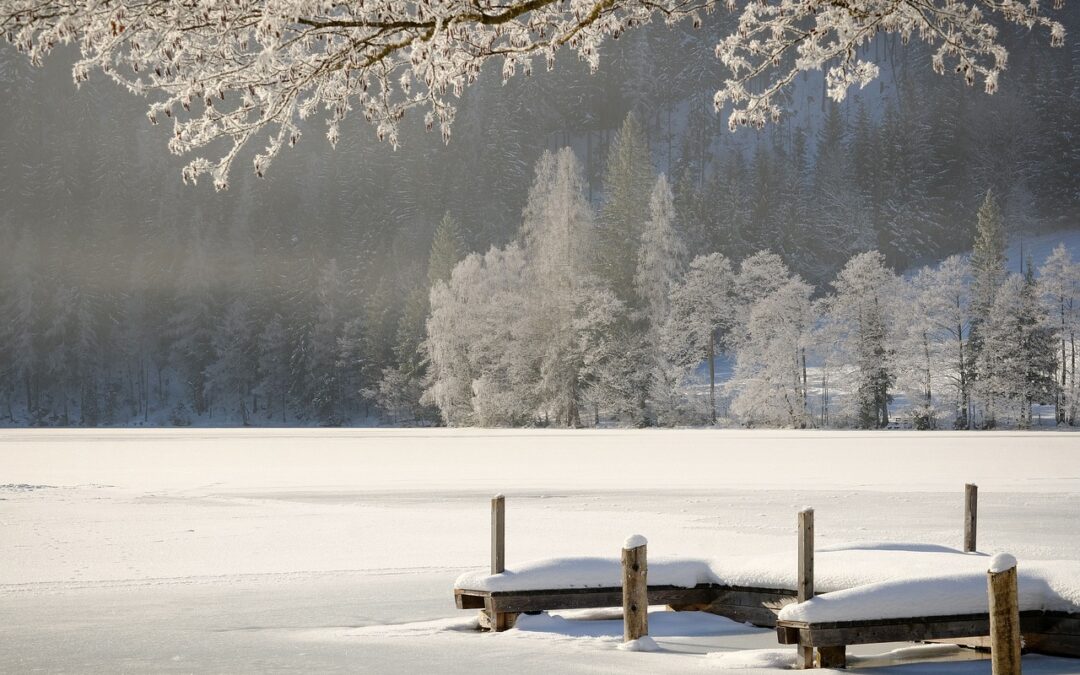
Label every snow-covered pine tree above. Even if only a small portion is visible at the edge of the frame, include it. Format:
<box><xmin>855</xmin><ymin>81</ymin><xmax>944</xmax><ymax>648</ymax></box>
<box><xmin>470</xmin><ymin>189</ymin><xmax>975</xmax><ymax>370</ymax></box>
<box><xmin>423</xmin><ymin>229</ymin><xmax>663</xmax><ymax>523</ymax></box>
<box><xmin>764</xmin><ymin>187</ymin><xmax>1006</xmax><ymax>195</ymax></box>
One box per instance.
<box><xmin>969</xmin><ymin>189</ymin><xmax>1007</xmax><ymax>422</ymax></box>
<box><xmin>168</xmin><ymin>225</ymin><xmax>217</xmax><ymax>419</ymax></box>
<box><xmin>522</xmin><ymin>148</ymin><xmax>609</xmax><ymax>427</ymax></box>
<box><xmin>828</xmin><ymin>250</ymin><xmax>897</xmax><ymax>429</ymax></box>
<box><xmin>634</xmin><ymin>174</ymin><xmax>686</xmax><ymax>424</ymax></box>
<box><xmin>256</xmin><ymin>313</ymin><xmax>290</xmax><ymax>424</ymax></box>
<box><xmin>377</xmin><ymin>211</ymin><xmax>468</xmax><ymax>424</ymax></box>
<box><xmin>971</xmin><ymin>190</ymin><xmax>1008</xmax><ymax>324</ymax></box>
<box><xmin>207</xmin><ymin>298</ymin><xmax>256</xmax><ymax>425</ymax></box>
<box><xmin>306</xmin><ymin>259</ymin><xmax>346</xmax><ymax>425</ymax></box>
<box><xmin>428</xmin><ymin>213</ymin><xmax>468</xmax><ymax>289</ymax></box>
<box><xmin>3</xmin><ymin>230</ymin><xmax>44</xmax><ymax>421</ymax></box>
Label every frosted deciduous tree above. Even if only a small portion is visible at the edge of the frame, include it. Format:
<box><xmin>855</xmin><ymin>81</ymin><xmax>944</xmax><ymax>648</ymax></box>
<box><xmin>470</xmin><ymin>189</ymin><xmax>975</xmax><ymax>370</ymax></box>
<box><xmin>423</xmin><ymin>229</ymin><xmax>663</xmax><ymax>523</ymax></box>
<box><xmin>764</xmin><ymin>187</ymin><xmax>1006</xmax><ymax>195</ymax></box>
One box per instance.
<box><xmin>897</xmin><ymin>255</ymin><xmax>974</xmax><ymax>428</ymax></box>
<box><xmin>828</xmin><ymin>250</ymin><xmax>896</xmax><ymax>429</ymax></box>
<box><xmin>977</xmin><ymin>270</ymin><xmax>1057</xmax><ymax>428</ymax></box>
<box><xmin>424</xmin><ymin>244</ymin><xmax>531</xmax><ymax>426</ymax></box>
<box><xmin>3</xmin><ymin>0</ymin><xmax>1065</xmax><ymax>186</ymax></box>
<box><xmin>664</xmin><ymin>252</ymin><xmax>736</xmax><ymax>423</ymax></box>
<box><xmin>907</xmin><ymin>252</ymin><xmax>976</xmax><ymax>425</ymax></box>
<box><xmin>728</xmin><ymin>276</ymin><xmax>815</xmax><ymax>428</ymax></box>
<box><xmin>1038</xmin><ymin>245</ymin><xmax>1080</xmax><ymax>424</ymax></box>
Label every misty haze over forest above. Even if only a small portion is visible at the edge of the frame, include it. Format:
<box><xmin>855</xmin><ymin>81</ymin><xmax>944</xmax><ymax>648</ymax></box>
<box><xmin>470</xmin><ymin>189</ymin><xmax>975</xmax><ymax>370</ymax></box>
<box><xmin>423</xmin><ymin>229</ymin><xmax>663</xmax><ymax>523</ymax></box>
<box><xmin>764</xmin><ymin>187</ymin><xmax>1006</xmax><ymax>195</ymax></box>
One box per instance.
<box><xmin>1</xmin><ymin>9</ymin><xmax>1079</xmax><ymax>428</ymax></box>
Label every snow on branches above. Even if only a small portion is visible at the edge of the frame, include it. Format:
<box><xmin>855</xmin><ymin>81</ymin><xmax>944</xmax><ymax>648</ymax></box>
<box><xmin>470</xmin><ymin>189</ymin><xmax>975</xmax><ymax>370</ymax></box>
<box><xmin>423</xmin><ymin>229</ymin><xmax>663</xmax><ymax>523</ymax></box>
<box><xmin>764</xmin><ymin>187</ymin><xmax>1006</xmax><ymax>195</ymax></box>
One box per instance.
<box><xmin>1</xmin><ymin>0</ymin><xmax>1067</xmax><ymax>186</ymax></box>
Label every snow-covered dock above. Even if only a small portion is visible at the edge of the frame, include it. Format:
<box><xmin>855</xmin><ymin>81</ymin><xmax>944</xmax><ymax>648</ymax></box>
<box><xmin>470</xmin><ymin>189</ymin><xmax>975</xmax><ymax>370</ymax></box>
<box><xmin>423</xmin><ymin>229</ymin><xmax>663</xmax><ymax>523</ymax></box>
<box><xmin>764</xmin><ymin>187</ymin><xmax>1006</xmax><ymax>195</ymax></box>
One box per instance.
<box><xmin>453</xmin><ymin>494</ymin><xmax>1080</xmax><ymax>667</ymax></box>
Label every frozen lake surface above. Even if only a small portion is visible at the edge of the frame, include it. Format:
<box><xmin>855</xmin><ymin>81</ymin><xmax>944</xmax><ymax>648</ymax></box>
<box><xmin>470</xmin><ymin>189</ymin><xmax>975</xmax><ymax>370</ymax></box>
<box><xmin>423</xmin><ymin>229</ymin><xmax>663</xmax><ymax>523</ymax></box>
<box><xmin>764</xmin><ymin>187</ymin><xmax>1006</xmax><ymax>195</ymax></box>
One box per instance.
<box><xmin>3</xmin><ymin>429</ymin><xmax>1080</xmax><ymax>673</ymax></box>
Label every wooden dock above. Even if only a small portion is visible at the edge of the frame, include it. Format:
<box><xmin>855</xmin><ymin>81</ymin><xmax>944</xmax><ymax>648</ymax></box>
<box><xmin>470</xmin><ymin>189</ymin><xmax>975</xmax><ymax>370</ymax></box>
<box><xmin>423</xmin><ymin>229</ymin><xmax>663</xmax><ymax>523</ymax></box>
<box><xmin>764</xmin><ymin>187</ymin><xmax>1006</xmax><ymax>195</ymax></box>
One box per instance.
<box><xmin>454</xmin><ymin>490</ymin><xmax>1080</xmax><ymax>668</ymax></box>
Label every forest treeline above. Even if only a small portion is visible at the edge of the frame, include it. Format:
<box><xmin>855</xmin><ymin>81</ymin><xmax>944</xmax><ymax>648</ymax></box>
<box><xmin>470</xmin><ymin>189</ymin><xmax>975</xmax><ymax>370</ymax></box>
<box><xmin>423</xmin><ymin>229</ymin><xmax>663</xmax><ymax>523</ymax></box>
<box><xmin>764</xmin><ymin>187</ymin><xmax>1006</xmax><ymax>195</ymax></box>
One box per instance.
<box><xmin>1</xmin><ymin>11</ymin><xmax>1079</xmax><ymax>426</ymax></box>
<box><xmin>421</xmin><ymin>129</ymin><xmax>1076</xmax><ymax>430</ymax></box>
<box><xmin>3</xmin><ymin>115</ymin><xmax>1078</xmax><ymax>428</ymax></box>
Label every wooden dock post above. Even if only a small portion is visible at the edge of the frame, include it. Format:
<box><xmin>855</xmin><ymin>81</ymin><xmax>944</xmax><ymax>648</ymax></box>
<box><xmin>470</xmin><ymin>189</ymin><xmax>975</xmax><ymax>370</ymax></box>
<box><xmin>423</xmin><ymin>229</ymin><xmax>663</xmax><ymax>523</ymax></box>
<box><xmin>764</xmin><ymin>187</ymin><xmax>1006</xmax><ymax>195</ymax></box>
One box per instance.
<box><xmin>797</xmin><ymin>508</ymin><xmax>817</xmax><ymax>669</ymax></box>
<box><xmin>491</xmin><ymin>494</ymin><xmax>505</xmax><ymax>575</ymax></box>
<box><xmin>988</xmin><ymin>554</ymin><xmax>1022</xmax><ymax>675</ymax></box>
<box><xmin>622</xmin><ymin>535</ymin><xmax>649</xmax><ymax>642</ymax></box>
<box><xmin>965</xmin><ymin>484</ymin><xmax>978</xmax><ymax>553</ymax></box>
<box><xmin>483</xmin><ymin>494</ymin><xmax>513</xmax><ymax>631</ymax></box>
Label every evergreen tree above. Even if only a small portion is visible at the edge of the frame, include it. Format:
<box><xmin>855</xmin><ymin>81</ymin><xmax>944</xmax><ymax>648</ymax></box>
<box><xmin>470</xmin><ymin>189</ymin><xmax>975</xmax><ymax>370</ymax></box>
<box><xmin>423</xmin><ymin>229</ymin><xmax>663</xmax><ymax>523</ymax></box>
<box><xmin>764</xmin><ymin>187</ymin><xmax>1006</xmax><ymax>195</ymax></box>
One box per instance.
<box><xmin>256</xmin><ymin>313</ymin><xmax>291</xmax><ymax>424</ymax></box>
<box><xmin>969</xmin><ymin>189</ymin><xmax>1007</xmax><ymax>421</ymax></box>
<box><xmin>596</xmin><ymin>113</ymin><xmax>653</xmax><ymax>306</ymax></box>
<box><xmin>428</xmin><ymin>213</ymin><xmax>467</xmax><ymax>287</ymax></box>
<box><xmin>971</xmin><ymin>190</ymin><xmax>1008</xmax><ymax>323</ymax></box>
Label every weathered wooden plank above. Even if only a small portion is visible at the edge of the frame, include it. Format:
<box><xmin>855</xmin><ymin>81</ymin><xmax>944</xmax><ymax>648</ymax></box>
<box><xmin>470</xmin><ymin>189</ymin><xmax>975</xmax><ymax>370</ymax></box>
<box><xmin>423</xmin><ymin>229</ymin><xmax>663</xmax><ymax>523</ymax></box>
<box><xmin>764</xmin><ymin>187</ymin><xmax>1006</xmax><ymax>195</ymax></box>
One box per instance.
<box><xmin>778</xmin><ymin>613</ymin><xmax>1048</xmax><ymax>648</ymax></box>
<box><xmin>623</xmin><ymin>539</ymin><xmax>649</xmax><ymax>641</ymax></box>
<box><xmin>1037</xmin><ymin>612</ymin><xmax>1080</xmax><ymax>636</ymax></box>
<box><xmin>988</xmin><ymin>562</ymin><xmax>1021</xmax><ymax>675</ymax></box>
<box><xmin>466</xmin><ymin>584</ymin><xmax>718</xmax><ymax>613</ymax></box>
<box><xmin>965</xmin><ymin>483</ymin><xmax>978</xmax><ymax>553</ymax></box>
<box><xmin>1023</xmin><ymin>632</ymin><xmax>1080</xmax><ymax>658</ymax></box>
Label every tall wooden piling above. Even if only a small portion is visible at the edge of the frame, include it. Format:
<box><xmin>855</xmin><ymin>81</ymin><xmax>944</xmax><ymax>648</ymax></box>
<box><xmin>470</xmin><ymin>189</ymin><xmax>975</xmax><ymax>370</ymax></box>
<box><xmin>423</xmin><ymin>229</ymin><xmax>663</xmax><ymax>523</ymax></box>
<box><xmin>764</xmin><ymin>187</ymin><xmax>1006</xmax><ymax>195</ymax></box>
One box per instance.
<box><xmin>988</xmin><ymin>554</ymin><xmax>1022</xmax><ymax>675</ymax></box>
<box><xmin>622</xmin><ymin>535</ymin><xmax>649</xmax><ymax>642</ymax></box>
<box><xmin>797</xmin><ymin>508</ymin><xmax>815</xmax><ymax>669</ymax></box>
<box><xmin>491</xmin><ymin>494</ymin><xmax>505</xmax><ymax>574</ymax></box>
<box><xmin>965</xmin><ymin>484</ymin><xmax>978</xmax><ymax>553</ymax></box>
<box><xmin>485</xmin><ymin>494</ymin><xmax>512</xmax><ymax>631</ymax></box>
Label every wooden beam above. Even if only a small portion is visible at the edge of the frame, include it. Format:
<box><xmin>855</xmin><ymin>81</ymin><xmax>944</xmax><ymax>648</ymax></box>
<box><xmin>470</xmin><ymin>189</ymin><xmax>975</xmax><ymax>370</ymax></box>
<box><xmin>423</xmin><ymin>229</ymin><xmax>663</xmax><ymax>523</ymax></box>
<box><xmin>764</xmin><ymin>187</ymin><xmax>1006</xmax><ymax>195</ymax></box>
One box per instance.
<box><xmin>965</xmin><ymin>484</ymin><xmax>978</xmax><ymax>553</ymax></box>
<box><xmin>988</xmin><ymin>559</ymin><xmax>1021</xmax><ymax>675</ymax></box>
<box><xmin>622</xmin><ymin>537</ymin><xmax>649</xmax><ymax>642</ymax></box>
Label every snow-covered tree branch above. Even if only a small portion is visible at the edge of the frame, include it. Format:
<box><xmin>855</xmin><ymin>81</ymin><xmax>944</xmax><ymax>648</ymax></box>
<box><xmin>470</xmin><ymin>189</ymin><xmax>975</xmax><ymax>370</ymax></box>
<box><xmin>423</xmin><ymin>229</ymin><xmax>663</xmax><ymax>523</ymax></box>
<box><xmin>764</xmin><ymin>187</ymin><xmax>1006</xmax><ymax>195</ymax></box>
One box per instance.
<box><xmin>1</xmin><ymin>0</ymin><xmax>1066</xmax><ymax>186</ymax></box>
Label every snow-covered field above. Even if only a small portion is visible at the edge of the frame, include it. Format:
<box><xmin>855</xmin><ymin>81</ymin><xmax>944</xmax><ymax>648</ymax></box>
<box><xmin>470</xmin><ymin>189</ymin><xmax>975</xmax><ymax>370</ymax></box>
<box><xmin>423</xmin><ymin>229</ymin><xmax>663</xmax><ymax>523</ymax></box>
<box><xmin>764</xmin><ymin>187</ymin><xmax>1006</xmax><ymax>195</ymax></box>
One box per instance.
<box><xmin>3</xmin><ymin>429</ymin><xmax>1080</xmax><ymax>673</ymax></box>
